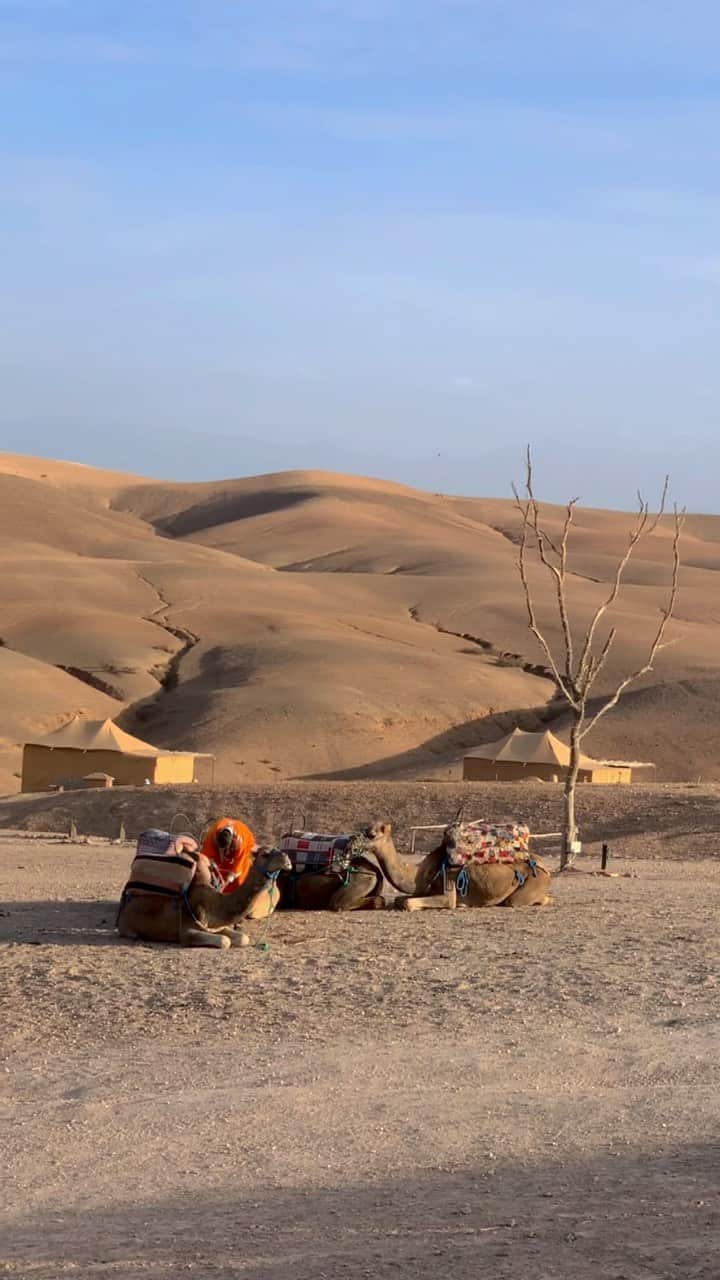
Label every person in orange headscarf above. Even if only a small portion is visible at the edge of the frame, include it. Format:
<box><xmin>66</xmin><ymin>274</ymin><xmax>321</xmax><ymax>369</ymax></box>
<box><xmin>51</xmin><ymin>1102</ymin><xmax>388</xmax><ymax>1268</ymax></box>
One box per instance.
<box><xmin>201</xmin><ymin>818</ymin><xmax>257</xmax><ymax>893</ymax></box>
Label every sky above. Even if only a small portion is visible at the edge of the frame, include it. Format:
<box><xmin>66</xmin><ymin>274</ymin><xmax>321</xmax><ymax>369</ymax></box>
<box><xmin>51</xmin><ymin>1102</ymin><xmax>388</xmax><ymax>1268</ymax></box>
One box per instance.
<box><xmin>1</xmin><ymin>1</ymin><xmax>720</xmax><ymax>507</ymax></box>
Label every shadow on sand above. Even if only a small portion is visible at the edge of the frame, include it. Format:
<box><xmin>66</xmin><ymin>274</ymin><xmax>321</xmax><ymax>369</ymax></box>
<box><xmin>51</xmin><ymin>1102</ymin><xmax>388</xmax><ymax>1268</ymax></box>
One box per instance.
<box><xmin>2</xmin><ymin>1142</ymin><xmax>718</xmax><ymax>1279</ymax></box>
<box><xmin>0</xmin><ymin>899</ymin><xmax>127</xmax><ymax>947</ymax></box>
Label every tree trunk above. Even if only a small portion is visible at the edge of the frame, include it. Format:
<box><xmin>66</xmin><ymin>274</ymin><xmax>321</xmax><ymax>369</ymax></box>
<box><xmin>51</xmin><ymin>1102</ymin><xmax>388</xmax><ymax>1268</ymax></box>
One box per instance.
<box><xmin>561</xmin><ymin>716</ymin><xmax>582</xmax><ymax>871</ymax></box>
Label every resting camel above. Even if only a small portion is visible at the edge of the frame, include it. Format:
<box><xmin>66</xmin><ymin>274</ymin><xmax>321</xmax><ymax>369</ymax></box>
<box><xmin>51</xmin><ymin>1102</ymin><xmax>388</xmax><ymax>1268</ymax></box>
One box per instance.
<box><xmin>275</xmin><ymin>853</ymin><xmax>386</xmax><ymax>912</ymax></box>
<box><xmin>116</xmin><ymin>848</ymin><xmax>292</xmax><ymax>948</ymax></box>
<box><xmin>351</xmin><ymin>821</ymin><xmax>552</xmax><ymax>910</ymax></box>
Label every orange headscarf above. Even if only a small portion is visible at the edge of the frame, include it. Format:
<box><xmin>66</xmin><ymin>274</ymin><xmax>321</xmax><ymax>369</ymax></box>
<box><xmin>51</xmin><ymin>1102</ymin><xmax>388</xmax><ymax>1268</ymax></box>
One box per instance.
<box><xmin>201</xmin><ymin>818</ymin><xmax>257</xmax><ymax>893</ymax></box>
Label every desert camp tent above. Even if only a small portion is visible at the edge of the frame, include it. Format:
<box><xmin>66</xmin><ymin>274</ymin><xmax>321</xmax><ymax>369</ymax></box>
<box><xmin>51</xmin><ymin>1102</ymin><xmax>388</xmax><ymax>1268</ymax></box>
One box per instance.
<box><xmin>462</xmin><ymin>728</ymin><xmax>653</xmax><ymax>785</ymax></box>
<box><xmin>21</xmin><ymin>716</ymin><xmax>214</xmax><ymax>793</ymax></box>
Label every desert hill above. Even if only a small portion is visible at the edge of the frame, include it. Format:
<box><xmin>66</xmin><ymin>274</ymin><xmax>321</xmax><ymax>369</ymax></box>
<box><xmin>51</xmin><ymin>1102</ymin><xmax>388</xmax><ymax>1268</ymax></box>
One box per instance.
<box><xmin>1</xmin><ymin>451</ymin><xmax>719</xmax><ymax>792</ymax></box>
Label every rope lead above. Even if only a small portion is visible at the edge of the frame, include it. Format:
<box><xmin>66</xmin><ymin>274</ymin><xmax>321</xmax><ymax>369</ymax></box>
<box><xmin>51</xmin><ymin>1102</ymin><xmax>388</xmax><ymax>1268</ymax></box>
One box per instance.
<box><xmin>254</xmin><ymin>874</ymin><xmax>280</xmax><ymax>951</ymax></box>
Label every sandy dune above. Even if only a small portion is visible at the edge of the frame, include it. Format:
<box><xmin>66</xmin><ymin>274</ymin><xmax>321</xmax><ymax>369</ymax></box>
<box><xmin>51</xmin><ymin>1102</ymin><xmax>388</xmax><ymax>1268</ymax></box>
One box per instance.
<box><xmin>1</xmin><ymin>451</ymin><xmax>719</xmax><ymax>791</ymax></box>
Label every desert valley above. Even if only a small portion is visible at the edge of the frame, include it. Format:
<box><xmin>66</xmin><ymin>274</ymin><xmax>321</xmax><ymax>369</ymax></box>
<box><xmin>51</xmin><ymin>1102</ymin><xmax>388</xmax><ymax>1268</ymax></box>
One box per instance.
<box><xmin>2</xmin><ymin>450</ymin><xmax>720</xmax><ymax>794</ymax></box>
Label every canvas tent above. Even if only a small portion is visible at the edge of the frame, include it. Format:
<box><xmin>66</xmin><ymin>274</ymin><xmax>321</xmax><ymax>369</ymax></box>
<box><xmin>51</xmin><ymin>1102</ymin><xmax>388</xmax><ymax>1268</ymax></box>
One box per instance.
<box><xmin>462</xmin><ymin>728</ymin><xmax>653</xmax><ymax>785</ymax></box>
<box><xmin>21</xmin><ymin>716</ymin><xmax>215</xmax><ymax>793</ymax></box>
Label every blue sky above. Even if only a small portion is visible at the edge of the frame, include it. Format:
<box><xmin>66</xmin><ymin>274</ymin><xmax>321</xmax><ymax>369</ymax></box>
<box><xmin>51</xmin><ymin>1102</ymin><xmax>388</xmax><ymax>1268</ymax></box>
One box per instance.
<box><xmin>1</xmin><ymin>1</ymin><xmax>719</xmax><ymax>506</ymax></box>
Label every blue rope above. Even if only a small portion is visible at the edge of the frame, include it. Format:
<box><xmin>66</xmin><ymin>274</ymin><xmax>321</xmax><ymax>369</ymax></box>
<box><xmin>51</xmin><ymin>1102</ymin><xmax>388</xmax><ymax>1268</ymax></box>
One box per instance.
<box><xmin>258</xmin><ymin>868</ymin><xmax>281</xmax><ymax>885</ymax></box>
<box><xmin>254</xmin><ymin>871</ymin><xmax>281</xmax><ymax>951</ymax></box>
<box><xmin>439</xmin><ymin>856</ymin><xmax>469</xmax><ymax>899</ymax></box>
<box><xmin>182</xmin><ymin>886</ymin><xmax>206</xmax><ymax>929</ymax></box>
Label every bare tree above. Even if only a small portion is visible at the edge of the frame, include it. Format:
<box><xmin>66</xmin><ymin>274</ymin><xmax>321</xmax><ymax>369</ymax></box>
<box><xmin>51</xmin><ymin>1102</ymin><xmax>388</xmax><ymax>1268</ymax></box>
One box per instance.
<box><xmin>513</xmin><ymin>448</ymin><xmax>684</xmax><ymax>870</ymax></box>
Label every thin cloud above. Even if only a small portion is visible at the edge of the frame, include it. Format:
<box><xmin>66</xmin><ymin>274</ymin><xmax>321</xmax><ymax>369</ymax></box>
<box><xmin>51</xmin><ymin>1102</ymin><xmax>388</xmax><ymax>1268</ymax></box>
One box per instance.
<box><xmin>673</xmin><ymin>256</ymin><xmax>720</xmax><ymax>283</ymax></box>
<box><xmin>245</xmin><ymin>100</ymin><xmax>626</xmax><ymax>150</ymax></box>
<box><xmin>449</xmin><ymin>374</ymin><xmax>487</xmax><ymax>393</ymax></box>
<box><xmin>0</xmin><ymin>35</ymin><xmax>140</xmax><ymax>64</ymax></box>
<box><xmin>1</xmin><ymin>0</ymin><xmax>718</xmax><ymax>75</ymax></box>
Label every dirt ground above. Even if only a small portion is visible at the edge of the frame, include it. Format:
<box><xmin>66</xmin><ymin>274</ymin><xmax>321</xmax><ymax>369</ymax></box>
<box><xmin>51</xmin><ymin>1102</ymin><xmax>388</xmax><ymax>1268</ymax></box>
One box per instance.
<box><xmin>4</xmin><ymin>777</ymin><xmax>720</xmax><ymax>857</ymax></box>
<box><xmin>1</xmin><ymin>820</ymin><xmax>719</xmax><ymax>1279</ymax></box>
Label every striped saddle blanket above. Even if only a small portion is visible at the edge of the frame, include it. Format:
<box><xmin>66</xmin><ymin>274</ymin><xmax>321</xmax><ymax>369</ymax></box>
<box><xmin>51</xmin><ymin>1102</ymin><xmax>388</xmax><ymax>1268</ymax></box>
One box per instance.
<box><xmin>279</xmin><ymin>831</ymin><xmax>353</xmax><ymax>877</ymax></box>
<box><xmin>124</xmin><ymin>829</ymin><xmax>203</xmax><ymax>897</ymax></box>
<box><xmin>444</xmin><ymin>820</ymin><xmax>531</xmax><ymax>868</ymax></box>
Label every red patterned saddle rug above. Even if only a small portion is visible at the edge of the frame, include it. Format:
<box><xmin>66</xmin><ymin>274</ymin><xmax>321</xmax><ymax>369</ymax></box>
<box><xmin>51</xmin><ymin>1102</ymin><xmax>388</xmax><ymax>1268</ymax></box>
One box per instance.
<box><xmin>444</xmin><ymin>820</ymin><xmax>531</xmax><ymax>868</ymax></box>
<box><xmin>279</xmin><ymin>832</ymin><xmax>353</xmax><ymax>877</ymax></box>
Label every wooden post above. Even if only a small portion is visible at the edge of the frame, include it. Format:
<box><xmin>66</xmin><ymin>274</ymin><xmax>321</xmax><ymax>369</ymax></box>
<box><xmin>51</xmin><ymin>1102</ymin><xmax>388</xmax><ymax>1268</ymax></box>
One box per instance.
<box><xmin>119</xmin><ymin>822</ymin><xmax>126</xmax><ymax>843</ymax></box>
<box><xmin>70</xmin><ymin>819</ymin><xmax>78</xmax><ymax>841</ymax></box>
<box><xmin>601</xmin><ymin>843</ymin><xmax>609</xmax><ymax>871</ymax></box>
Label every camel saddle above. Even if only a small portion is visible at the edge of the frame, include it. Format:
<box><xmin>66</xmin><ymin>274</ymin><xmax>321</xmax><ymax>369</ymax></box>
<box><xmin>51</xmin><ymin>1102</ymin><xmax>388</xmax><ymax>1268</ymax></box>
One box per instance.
<box><xmin>444</xmin><ymin>820</ymin><xmax>531</xmax><ymax>868</ymax></box>
<box><xmin>279</xmin><ymin>831</ymin><xmax>353</xmax><ymax>877</ymax></box>
<box><xmin>124</xmin><ymin>829</ymin><xmax>204</xmax><ymax>898</ymax></box>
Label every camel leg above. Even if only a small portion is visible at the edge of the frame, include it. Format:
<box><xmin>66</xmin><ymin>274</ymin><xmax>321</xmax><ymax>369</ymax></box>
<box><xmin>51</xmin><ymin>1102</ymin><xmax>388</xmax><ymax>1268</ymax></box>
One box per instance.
<box><xmin>355</xmin><ymin>895</ymin><xmax>386</xmax><ymax>911</ymax></box>
<box><xmin>183</xmin><ymin>926</ymin><xmax>232</xmax><ymax>949</ymax></box>
<box><xmin>395</xmin><ymin>884</ymin><xmax>457</xmax><ymax>912</ymax></box>
<box><xmin>504</xmin><ymin>895</ymin><xmax>554</xmax><ymax>908</ymax></box>
<box><xmin>504</xmin><ymin>874</ymin><xmax>554</xmax><ymax>908</ymax></box>
<box><xmin>216</xmin><ymin>928</ymin><xmax>251</xmax><ymax>947</ymax></box>
<box><xmin>329</xmin><ymin>885</ymin><xmax>385</xmax><ymax>912</ymax></box>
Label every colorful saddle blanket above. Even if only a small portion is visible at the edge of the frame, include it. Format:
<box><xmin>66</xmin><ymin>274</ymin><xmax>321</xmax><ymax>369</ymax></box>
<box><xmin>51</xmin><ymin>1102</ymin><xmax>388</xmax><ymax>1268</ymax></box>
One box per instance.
<box><xmin>125</xmin><ymin>829</ymin><xmax>202</xmax><ymax>897</ymax></box>
<box><xmin>444</xmin><ymin>820</ymin><xmax>531</xmax><ymax>868</ymax></box>
<box><xmin>279</xmin><ymin>831</ymin><xmax>353</xmax><ymax>877</ymax></box>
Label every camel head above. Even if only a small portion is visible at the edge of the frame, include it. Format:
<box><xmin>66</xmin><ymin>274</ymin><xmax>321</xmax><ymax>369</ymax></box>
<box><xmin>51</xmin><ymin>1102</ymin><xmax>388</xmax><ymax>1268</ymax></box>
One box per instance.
<box><xmin>253</xmin><ymin>847</ymin><xmax>292</xmax><ymax>879</ymax></box>
<box><xmin>442</xmin><ymin>822</ymin><xmax>462</xmax><ymax>858</ymax></box>
<box><xmin>361</xmin><ymin>821</ymin><xmax>393</xmax><ymax>847</ymax></box>
<box><xmin>344</xmin><ymin>823</ymin><xmax>393</xmax><ymax>860</ymax></box>
<box><xmin>344</xmin><ymin>823</ymin><xmax>397</xmax><ymax>865</ymax></box>
<box><xmin>442</xmin><ymin>805</ymin><xmax>466</xmax><ymax>858</ymax></box>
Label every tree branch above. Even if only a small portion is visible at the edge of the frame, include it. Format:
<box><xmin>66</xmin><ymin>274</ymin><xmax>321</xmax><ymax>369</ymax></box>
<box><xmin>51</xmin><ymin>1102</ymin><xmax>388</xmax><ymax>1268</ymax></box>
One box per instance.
<box><xmin>512</xmin><ymin>472</ymin><xmax>579</xmax><ymax>708</ymax></box>
<box><xmin>517</xmin><ymin>447</ymin><xmax>579</xmax><ymax>692</ymax></box>
<box><xmin>586</xmin><ymin>626</ymin><xmax>616</xmax><ymax>685</ymax></box>
<box><xmin>576</xmin><ymin>477</ymin><xmax>670</xmax><ymax>691</ymax></box>
<box><xmin>579</xmin><ymin>504</ymin><xmax>685</xmax><ymax>739</ymax></box>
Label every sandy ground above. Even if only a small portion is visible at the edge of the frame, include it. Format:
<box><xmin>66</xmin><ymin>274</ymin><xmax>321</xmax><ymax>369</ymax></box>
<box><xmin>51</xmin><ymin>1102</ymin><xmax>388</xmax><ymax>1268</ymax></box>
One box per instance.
<box><xmin>2</xmin><ymin>830</ymin><xmax>719</xmax><ymax>1278</ymax></box>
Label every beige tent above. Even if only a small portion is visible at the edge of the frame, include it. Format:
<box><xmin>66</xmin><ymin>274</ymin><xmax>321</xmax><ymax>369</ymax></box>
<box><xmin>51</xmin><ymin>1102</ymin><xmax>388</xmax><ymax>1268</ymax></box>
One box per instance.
<box><xmin>21</xmin><ymin>716</ymin><xmax>215</xmax><ymax>793</ymax></box>
<box><xmin>462</xmin><ymin>728</ymin><xmax>653</xmax><ymax>785</ymax></box>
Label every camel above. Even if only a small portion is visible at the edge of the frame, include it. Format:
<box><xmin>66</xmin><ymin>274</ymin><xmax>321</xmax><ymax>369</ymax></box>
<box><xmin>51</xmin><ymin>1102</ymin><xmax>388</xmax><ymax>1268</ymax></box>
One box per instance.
<box><xmin>353</xmin><ymin>822</ymin><xmax>552</xmax><ymax>910</ymax></box>
<box><xmin>275</xmin><ymin>853</ymin><xmax>385</xmax><ymax>912</ymax></box>
<box><xmin>116</xmin><ymin>848</ymin><xmax>292</xmax><ymax>948</ymax></box>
